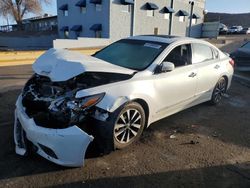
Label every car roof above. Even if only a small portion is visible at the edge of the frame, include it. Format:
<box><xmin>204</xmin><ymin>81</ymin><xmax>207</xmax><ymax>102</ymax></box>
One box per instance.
<box><xmin>127</xmin><ymin>35</ymin><xmax>200</xmax><ymax>44</ymax></box>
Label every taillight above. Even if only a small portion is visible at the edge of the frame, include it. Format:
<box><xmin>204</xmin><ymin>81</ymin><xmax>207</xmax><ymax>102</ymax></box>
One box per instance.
<box><xmin>229</xmin><ymin>59</ymin><xmax>235</xmax><ymax>68</ymax></box>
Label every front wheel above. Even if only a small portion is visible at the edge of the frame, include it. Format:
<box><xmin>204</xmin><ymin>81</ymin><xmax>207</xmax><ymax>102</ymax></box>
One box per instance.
<box><xmin>210</xmin><ymin>77</ymin><xmax>227</xmax><ymax>105</ymax></box>
<box><xmin>113</xmin><ymin>102</ymin><xmax>145</xmax><ymax>149</ymax></box>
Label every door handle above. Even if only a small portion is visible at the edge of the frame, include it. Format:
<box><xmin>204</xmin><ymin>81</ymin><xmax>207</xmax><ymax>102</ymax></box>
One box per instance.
<box><xmin>188</xmin><ymin>72</ymin><xmax>197</xmax><ymax>78</ymax></box>
<box><xmin>214</xmin><ymin>65</ymin><xmax>220</xmax><ymax>69</ymax></box>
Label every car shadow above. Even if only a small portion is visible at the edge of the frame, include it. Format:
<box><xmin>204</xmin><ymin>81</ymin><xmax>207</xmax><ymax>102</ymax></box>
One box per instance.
<box><xmin>144</xmin><ymin>78</ymin><xmax>250</xmax><ymax>149</ymax></box>
<box><xmin>51</xmin><ymin>163</ymin><xmax>250</xmax><ymax>188</ymax></box>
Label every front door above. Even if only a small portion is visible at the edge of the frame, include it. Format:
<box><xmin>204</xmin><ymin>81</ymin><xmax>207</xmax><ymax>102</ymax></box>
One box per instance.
<box><xmin>153</xmin><ymin>44</ymin><xmax>197</xmax><ymax>120</ymax></box>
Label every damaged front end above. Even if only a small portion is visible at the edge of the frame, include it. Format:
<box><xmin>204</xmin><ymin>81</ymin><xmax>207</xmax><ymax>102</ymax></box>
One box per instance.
<box><xmin>15</xmin><ymin>72</ymin><xmax>131</xmax><ymax>166</ymax></box>
<box><xmin>22</xmin><ymin>73</ymin><xmax>107</xmax><ymax>129</ymax></box>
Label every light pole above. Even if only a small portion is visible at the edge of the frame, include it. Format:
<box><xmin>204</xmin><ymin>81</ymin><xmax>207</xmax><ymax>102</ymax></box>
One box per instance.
<box><xmin>188</xmin><ymin>0</ymin><xmax>194</xmax><ymax>37</ymax></box>
<box><xmin>168</xmin><ymin>0</ymin><xmax>174</xmax><ymax>35</ymax></box>
<box><xmin>131</xmin><ymin>1</ymin><xmax>136</xmax><ymax>36</ymax></box>
<box><xmin>6</xmin><ymin>15</ymin><xmax>10</xmax><ymax>32</ymax></box>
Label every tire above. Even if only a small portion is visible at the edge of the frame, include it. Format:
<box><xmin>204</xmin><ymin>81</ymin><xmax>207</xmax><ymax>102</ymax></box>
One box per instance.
<box><xmin>210</xmin><ymin>77</ymin><xmax>227</xmax><ymax>105</ymax></box>
<box><xmin>113</xmin><ymin>102</ymin><xmax>146</xmax><ymax>149</ymax></box>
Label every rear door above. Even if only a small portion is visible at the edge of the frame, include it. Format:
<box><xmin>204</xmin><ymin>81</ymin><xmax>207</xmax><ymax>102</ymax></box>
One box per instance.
<box><xmin>192</xmin><ymin>43</ymin><xmax>221</xmax><ymax>97</ymax></box>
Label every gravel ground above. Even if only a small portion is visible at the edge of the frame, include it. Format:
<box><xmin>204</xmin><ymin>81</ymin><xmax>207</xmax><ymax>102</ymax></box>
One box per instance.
<box><xmin>0</xmin><ymin>64</ymin><xmax>249</xmax><ymax>188</ymax></box>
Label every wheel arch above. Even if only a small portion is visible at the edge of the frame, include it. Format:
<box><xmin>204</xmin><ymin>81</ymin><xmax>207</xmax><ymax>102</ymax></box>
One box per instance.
<box><xmin>132</xmin><ymin>98</ymin><xmax>150</xmax><ymax>128</ymax></box>
<box><xmin>221</xmin><ymin>75</ymin><xmax>229</xmax><ymax>90</ymax></box>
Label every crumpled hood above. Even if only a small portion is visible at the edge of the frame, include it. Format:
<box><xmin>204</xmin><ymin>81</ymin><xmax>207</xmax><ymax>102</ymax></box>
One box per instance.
<box><xmin>32</xmin><ymin>48</ymin><xmax>135</xmax><ymax>82</ymax></box>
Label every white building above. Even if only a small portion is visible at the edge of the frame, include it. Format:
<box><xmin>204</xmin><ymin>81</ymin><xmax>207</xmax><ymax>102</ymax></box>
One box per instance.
<box><xmin>55</xmin><ymin>0</ymin><xmax>206</xmax><ymax>48</ymax></box>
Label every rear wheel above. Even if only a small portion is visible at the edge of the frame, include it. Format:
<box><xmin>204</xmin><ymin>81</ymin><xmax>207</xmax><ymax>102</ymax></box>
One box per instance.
<box><xmin>210</xmin><ymin>77</ymin><xmax>227</xmax><ymax>105</ymax></box>
<box><xmin>113</xmin><ymin>102</ymin><xmax>145</xmax><ymax>149</ymax></box>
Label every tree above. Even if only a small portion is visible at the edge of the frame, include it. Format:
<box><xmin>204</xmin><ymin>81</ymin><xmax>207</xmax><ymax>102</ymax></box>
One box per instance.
<box><xmin>0</xmin><ymin>0</ymin><xmax>51</xmax><ymax>29</ymax></box>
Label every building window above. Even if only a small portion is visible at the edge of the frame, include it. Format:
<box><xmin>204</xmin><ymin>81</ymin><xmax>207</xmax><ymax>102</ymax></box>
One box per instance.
<box><xmin>164</xmin><ymin>13</ymin><xmax>170</xmax><ymax>20</ymax></box>
<box><xmin>191</xmin><ymin>14</ymin><xmax>200</xmax><ymax>25</ymax></box>
<box><xmin>96</xmin><ymin>4</ymin><xmax>102</xmax><ymax>11</ymax></box>
<box><xmin>64</xmin><ymin>10</ymin><xmax>69</xmax><ymax>16</ymax></box>
<box><xmin>71</xmin><ymin>25</ymin><xmax>83</xmax><ymax>38</ymax></box>
<box><xmin>161</xmin><ymin>7</ymin><xmax>175</xmax><ymax>20</ymax></box>
<box><xmin>90</xmin><ymin>24</ymin><xmax>102</xmax><ymax>38</ymax></box>
<box><xmin>90</xmin><ymin>0</ymin><xmax>102</xmax><ymax>11</ymax></box>
<box><xmin>120</xmin><ymin>0</ymin><xmax>134</xmax><ymax>12</ymax></box>
<box><xmin>147</xmin><ymin>10</ymin><xmax>154</xmax><ymax>17</ymax></box>
<box><xmin>192</xmin><ymin>18</ymin><xmax>197</xmax><ymax>25</ymax></box>
<box><xmin>80</xmin><ymin>7</ymin><xmax>86</xmax><ymax>13</ymax></box>
<box><xmin>177</xmin><ymin>10</ymin><xmax>189</xmax><ymax>23</ymax></box>
<box><xmin>179</xmin><ymin>16</ymin><xmax>185</xmax><ymax>22</ymax></box>
<box><xmin>76</xmin><ymin>0</ymin><xmax>86</xmax><ymax>13</ymax></box>
<box><xmin>59</xmin><ymin>4</ymin><xmax>69</xmax><ymax>16</ymax></box>
<box><xmin>64</xmin><ymin>30</ymin><xmax>69</xmax><ymax>38</ymax></box>
<box><xmin>60</xmin><ymin>26</ymin><xmax>69</xmax><ymax>39</ymax></box>
<box><xmin>121</xmin><ymin>4</ymin><xmax>131</xmax><ymax>13</ymax></box>
<box><xmin>144</xmin><ymin>2</ymin><xmax>158</xmax><ymax>17</ymax></box>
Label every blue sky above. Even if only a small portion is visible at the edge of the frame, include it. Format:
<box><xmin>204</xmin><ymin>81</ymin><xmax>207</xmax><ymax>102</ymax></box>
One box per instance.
<box><xmin>43</xmin><ymin>1</ymin><xmax>57</xmax><ymax>16</ymax></box>
<box><xmin>205</xmin><ymin>0</ymin><xmax>250</xmax><ymax>13</ymax></box>
<box><xmin>42</xmin><ymin>0</ymin><xmax>250</xmax><ymax>15</ymax></box>
<box><xmin>1</xmin><ymin>0</ymin><xmax>250</xmax><ymax>26</ymax></box>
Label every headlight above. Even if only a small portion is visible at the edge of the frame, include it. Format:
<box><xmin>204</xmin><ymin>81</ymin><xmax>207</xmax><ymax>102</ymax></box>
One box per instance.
<box><xmin>76</xmin><ymin>92</ymin><xmax>105</xmax><ymax>110</ymax></box>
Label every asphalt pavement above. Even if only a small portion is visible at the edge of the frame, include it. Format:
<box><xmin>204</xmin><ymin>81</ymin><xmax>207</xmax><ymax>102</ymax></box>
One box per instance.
<box><xmin>0</xmin><ymin>64</ymin><xmax>249</xmax><ymax>187</ymax></box>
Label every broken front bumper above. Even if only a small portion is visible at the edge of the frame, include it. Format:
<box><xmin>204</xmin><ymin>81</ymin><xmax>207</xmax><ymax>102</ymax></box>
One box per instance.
<box><xmin>14</xmin><ymin>95</ymin><xmax>94</xmax><ymax>167</ymax></box>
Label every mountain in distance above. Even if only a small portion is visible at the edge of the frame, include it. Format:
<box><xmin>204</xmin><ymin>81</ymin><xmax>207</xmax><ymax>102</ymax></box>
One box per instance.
<box><xmin>205</xmin><ymin>12</ymin><xmax>250</xmax><ymax>27</ymax></box>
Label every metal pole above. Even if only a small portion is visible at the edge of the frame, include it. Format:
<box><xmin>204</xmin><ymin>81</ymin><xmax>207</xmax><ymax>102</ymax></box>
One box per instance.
<box><xmin>132</xmin><ymin>1</ymin><xmax>137</xmax><ymax>36</ymax></box>
<box><xmin>6</xmin><ymin>16</ymin><xmax>9</xmax><ymax>32</ymax></box>
<box><xmin>131</xmin><ymin>4</ymin><xmax>135</xmax><ymax>36</ymax></box>
<box><xmin>188</xmin><ymin>1</ymin><xmax>194</xmax><ymax>37</ymax></box>
<box><xmin>168</xmin><ymin>0</ymin><xmax>174</xmax><ymax>35</ymax></box>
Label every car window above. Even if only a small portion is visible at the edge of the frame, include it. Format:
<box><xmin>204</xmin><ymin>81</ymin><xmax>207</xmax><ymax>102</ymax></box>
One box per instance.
<box><xmin>241</xmin><ymin>42</ymin><xmax>250</xmax><ymax>50</ymax></box>
<box><xmin>192</xmin><ymin>43</ymin><xmax>214</xmax><ymax>64</ymax></box>
<box><xmin>163</xmin><ymin>44</ymin><xmax>192</xmax><ymax>67</ymax></box>
<box><xmin>212</xmin><ymin>48</ymin><xmax>219</xmax><ymax>59</ymax></box>
<box><xmin>94</xmin><ymin>39</ymin><xmax>168</xmax><ymax>71</ymax></box>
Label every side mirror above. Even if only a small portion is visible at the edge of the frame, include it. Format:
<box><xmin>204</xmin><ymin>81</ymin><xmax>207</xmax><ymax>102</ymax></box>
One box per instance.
<box><xmin>161</xmin><ymin>61</ymin><xmax>175</xmax><ymax>73</ymax></box>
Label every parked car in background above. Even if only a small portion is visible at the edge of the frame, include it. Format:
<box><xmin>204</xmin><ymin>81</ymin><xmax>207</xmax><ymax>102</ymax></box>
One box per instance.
<box><xmin>230</xmin><ymin>41</ymin><xmax>250</xmax><ymax>71</ymax></box>
<box><xmin>219</xmin><ymin>23</ymin><xmax>228</xmax><ymax>35</ymax></box>
<box><xmin>14</xmin><ymin>35</ymin><xmax>234</xmax><ymax>167</ymax></box>
<box><xmin>228</xmin><ymin>26</ymin><xmax>243</xmax><ymax>34</ymax></box>
<box><xmin>240</xmin><ymin>27</ymin><xmax>250</xmax><ymax>34</ymax></box>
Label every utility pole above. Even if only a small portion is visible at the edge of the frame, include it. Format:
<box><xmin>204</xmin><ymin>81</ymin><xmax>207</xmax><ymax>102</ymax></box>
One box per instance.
<box><xmin>131</xmin><ymin>3</ymin><xmax>135</xmax><ymax>36</ymax></box>
<box><xmin>168</xmin><ymin>0</ymin><xmax>174</xmax><ymax>35</ymax></box>
<box><xmin>6</xmin><ymin>16</ymin><xmax>10</xmax><ymax>32</ymax></box>
<box><xmin>188</xmin><ymin>1</ymin><xmax>194</xmax><ymax>37</ymax></box>
<box><xmin>129</xmin><ymin>0</ymin><xmax>136</xmax><ymax>36</ymax></box>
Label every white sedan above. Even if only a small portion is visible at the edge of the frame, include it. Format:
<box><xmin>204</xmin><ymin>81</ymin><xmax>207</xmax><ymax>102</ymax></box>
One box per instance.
<box><xmin>14</xmin><ymin>35</ymin><xmax>234</xmax><ymax>167</ymax></box>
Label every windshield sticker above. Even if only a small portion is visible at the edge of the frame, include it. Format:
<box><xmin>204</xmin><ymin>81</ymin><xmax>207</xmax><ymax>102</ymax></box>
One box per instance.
<box><xmin>144</xmin><ymin>43</ymin><xmax>162</xmax><ymax>49</ymax></box>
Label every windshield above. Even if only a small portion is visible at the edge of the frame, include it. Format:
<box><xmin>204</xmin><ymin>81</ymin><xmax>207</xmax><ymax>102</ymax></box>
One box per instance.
<box><xmin>94</xmin><ymin>39</ymin><xmax>168</xmax><ymax>71</ymax></box>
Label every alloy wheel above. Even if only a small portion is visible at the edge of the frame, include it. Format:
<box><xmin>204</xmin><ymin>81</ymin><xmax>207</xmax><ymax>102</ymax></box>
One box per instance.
<box><xmin>114</xmin><ymin>109</ymin><xmax>142</xmax><ymax>144</ymax></box>
<box><xmin>213</xmin><ymin>78</ymin><xmax>226</xmax><ymax>103</ymax></box>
